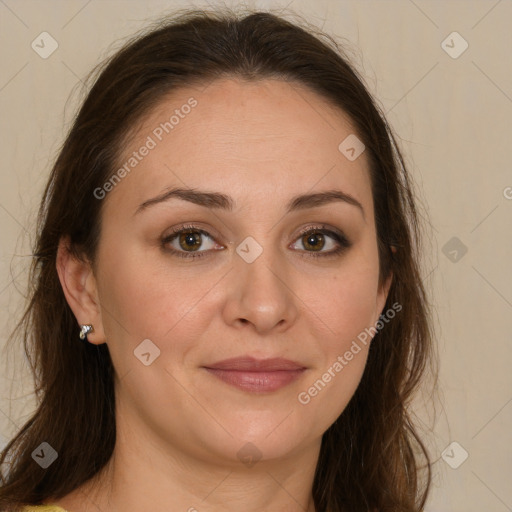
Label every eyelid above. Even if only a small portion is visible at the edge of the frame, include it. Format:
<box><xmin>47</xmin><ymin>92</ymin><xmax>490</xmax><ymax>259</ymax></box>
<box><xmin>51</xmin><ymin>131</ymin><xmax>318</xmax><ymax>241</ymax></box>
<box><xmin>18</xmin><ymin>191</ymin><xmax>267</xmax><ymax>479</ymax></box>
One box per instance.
<box><xmin>295</xmin><ymin>224</ymin><xmax>347</xmax><ymax>241</ymax></box>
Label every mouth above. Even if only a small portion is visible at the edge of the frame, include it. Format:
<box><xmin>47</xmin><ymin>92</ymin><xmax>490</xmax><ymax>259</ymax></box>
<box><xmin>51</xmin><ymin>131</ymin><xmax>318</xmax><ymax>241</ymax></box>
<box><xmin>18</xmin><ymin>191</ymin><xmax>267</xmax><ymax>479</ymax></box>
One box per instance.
<box><xmin>202</xmin><ymin>356</ymin><xmax>307</xmax><ymax>393</ymax></box>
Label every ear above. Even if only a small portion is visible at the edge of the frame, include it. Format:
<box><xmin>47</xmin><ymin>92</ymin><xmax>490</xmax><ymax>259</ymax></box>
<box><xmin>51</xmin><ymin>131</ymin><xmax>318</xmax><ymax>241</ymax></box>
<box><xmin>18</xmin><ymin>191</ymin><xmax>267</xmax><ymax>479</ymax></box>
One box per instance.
<box><xmin>56</xmin><ymin>236</ymin><xmax>106</xmax><ymax>345</ymax></box>
<box><xmin>374</xmin><ymin>245</ymin><xmax>397</xmax><ymax>321</ymax></box>
<box><xmin>374</xmin><ymin>270</ymin><xmax>393</xmax><ymax>327</ymax></box>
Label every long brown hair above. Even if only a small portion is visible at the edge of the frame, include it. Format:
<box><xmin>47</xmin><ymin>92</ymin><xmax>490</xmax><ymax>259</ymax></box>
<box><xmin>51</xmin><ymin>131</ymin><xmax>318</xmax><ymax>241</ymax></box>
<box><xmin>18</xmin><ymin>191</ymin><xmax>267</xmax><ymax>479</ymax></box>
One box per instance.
<box><xmin>0</xmin><ymin>7</ymin><xmax>435</xmax><ymax>511</ymax></box>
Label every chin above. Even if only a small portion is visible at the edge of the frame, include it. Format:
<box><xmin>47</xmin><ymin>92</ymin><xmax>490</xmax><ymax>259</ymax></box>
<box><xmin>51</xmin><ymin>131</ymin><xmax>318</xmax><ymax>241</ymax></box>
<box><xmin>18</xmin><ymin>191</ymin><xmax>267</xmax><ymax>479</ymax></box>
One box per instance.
<box><xmin>196</xmin><ymin>414</ymin><xmax>317</xmax><ymax>467</ymax></box>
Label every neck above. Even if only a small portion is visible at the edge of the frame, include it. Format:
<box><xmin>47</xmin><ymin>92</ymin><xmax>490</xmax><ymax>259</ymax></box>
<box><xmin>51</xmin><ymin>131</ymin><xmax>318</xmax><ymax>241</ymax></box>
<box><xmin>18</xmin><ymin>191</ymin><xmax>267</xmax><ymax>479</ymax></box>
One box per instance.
<box><xmin>56</xmin><ymin>406</ymin><xmax>321</xmax><ymax>512</ymax></box>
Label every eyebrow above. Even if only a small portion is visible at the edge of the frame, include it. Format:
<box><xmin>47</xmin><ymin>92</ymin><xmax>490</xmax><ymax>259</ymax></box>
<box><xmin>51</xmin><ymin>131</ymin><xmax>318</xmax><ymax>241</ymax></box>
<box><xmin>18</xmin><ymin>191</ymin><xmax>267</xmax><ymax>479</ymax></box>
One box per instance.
<box><xmin>135</xmin><ymin>187</ymin><xmax>365</xmax><ymax>219</ymax></box>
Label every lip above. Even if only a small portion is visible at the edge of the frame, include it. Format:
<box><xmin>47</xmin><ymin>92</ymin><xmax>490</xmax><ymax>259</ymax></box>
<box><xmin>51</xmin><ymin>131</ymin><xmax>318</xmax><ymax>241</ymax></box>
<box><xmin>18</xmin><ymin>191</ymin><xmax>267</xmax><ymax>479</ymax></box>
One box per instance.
<box><xmin>204</xmin><ymin>356</ymin><xmax>306</xmax><ymax>371</ymax></box>
<box><xmin>202</xmin><ymin>357</ymin><xmax>307</xmax><ymax>393</ymax></box>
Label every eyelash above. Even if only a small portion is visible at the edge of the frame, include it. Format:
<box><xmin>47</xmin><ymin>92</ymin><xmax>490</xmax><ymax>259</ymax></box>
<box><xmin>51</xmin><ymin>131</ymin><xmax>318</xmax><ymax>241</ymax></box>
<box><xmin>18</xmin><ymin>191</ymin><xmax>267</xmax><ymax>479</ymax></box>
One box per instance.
<box><xmin>161</xmin><ymin>223</ymin><xmax>352</xmax><ymax>260</ymax></box>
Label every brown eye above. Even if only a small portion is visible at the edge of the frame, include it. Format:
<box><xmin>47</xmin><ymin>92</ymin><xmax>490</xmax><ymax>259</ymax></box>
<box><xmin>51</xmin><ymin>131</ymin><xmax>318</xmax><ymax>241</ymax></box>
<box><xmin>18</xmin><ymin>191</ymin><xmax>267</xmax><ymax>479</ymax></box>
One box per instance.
<box><xmin>302</xmin><ymin>232</ymin><xmax>326</xmax><ymax>252</ymax></box>
<box><xmin>178</xmin><ymin>231</ymin><xmax>203</xmax><ymax>251</ymax></box>
<box><xmin>162</xmin><ymin>224</ymin><xmax>351</xmax><ymax>261</ymax></box>
<box><xmin>162</xmin><ymin>225</ymin><xmax>221</xmax><ymax>259</ymax></box>
<box><xmin>290</xmin><ymin>226</ymin><xmax>352</xmax><ymax>258</ymax></box>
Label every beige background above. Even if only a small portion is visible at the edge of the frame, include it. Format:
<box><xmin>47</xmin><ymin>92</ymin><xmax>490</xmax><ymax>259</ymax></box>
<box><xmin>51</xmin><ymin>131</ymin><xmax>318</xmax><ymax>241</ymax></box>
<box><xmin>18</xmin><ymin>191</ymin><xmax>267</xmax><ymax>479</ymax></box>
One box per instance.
<box><xmin>1</xmin><ymin>1</ymin><xmax>511</xmax><ymax>510</ymax></box>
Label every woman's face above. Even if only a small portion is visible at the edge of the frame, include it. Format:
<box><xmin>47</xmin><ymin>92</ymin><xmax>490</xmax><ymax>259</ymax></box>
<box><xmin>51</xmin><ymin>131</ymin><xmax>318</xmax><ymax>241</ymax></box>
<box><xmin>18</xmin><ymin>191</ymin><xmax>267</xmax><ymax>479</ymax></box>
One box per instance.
<box><xmin>90</xmin><ymin>78</ymin><xmax>391</xmax><ymax>465</ymax></box>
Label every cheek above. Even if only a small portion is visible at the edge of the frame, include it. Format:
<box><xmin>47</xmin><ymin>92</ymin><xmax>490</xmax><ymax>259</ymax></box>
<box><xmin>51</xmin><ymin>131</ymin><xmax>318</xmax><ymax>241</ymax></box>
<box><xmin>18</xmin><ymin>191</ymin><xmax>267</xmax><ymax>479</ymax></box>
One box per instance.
<box><xmin>323</xmin><ymin>270</ymin><xmax>379</xmax><ymax>342</ymax></box>
<box><xmin>293</xmin><ymin>247</ymin><xmax>380</xmax><ymax>413</ymax></box>
<box><xmin>306</xmin><ymin>271</ymin><xmax>377</xmax><ymax>374</ymax></box>
<box><xmin>95</xmin><ymin>239</ymin><xmax>222</xmax><ymax>368</ymax></box>
<box><xmin>304</xmin><ymin>245</ymin><xmax>381</xmax><ymax>347</ymax></box>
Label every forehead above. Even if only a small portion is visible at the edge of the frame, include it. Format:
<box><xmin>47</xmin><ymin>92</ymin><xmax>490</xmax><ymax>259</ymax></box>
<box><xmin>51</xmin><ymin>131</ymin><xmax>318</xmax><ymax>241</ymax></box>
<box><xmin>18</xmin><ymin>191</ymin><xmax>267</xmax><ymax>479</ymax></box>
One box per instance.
<box><xmin>106</xmin><ymin>77</ymin><xmax>373</xmax><ymax>216</ymax></box>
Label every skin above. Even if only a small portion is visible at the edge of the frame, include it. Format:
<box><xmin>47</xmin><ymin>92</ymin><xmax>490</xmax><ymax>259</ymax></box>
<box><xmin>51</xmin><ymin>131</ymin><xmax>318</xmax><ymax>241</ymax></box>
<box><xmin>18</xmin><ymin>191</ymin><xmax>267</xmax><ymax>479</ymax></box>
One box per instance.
<box><xmin>55</xmin><ymin>77</ymin><xmax>392</xmax><ymax>512</ymax></box>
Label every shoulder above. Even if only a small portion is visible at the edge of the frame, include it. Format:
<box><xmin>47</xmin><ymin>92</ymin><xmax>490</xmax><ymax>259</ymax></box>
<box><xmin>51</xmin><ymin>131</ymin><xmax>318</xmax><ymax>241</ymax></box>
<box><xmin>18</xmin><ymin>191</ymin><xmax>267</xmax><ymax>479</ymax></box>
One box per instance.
<box><xmin>21</xmin><ymin>506</ymin><xmax>69</xmax><ymax>512</ymax></box>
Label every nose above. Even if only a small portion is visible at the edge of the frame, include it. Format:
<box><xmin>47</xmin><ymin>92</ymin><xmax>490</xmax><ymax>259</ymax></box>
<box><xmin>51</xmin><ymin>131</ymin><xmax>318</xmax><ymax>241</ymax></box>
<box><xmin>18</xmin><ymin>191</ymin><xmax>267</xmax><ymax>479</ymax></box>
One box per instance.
<box><xmin>221</xmin><ymin>243</ymin><xmax>299</xmax><ymax>335</ymax></box>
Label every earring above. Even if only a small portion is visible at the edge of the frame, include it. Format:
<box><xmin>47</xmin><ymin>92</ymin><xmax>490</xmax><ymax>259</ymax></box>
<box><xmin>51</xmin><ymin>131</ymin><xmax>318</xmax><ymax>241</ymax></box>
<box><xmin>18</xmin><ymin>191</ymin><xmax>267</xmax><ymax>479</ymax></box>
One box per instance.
<box><xmin>79</xmin><ymin>324</ymin><xmax>94</xmax><ymax>340</ymax></box>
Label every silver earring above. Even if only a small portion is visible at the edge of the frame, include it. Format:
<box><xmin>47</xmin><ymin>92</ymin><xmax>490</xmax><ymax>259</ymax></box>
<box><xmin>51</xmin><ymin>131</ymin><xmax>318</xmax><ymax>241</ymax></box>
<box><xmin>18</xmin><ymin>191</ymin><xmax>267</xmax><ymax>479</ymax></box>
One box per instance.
<box><xmin>79</xmin><ymin>324</ymin><xmax>94</xmax><ymax>340</ymax></box>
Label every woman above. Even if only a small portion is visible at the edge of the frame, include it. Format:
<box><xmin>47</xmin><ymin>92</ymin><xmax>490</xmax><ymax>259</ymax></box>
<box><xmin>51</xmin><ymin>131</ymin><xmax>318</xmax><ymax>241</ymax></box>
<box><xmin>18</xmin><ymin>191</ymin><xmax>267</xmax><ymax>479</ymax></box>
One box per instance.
<box><xmin>0</xmin><ymin>7</ymin><xmax>435</xmax><ymax>512</ymax></box>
